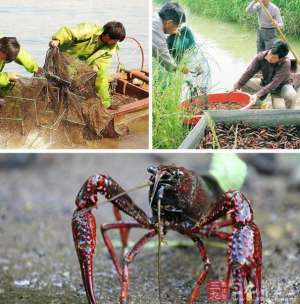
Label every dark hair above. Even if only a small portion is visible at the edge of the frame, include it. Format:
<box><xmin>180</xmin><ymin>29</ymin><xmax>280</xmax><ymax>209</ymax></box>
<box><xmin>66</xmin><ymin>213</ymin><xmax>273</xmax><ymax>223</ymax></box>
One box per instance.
<box><xmin>102</xmin><ymin>21</ymin><xmax>126</xmax><ymax>42</ymax></box>
<box><xmin>159</xmin><ymin>2</ymin><xmax>186</xmax><ymax>25</ymax></box>
<box><xmin>0</xmin><ymin>37</ymin><xmax>20</xmax><ymax>62</ymax></box>
<box><xmin>271</xmin><ymin>40</ymin><xmax>289</xmax><ymax>58</ymax></box>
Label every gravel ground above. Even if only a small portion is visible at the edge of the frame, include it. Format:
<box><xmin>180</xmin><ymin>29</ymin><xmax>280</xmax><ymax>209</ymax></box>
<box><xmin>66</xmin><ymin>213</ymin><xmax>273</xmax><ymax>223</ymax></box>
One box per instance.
<box><xmin>0</xmin><ymin>154</ymin><xmax>299</xmax><ymax>304</ymax></box>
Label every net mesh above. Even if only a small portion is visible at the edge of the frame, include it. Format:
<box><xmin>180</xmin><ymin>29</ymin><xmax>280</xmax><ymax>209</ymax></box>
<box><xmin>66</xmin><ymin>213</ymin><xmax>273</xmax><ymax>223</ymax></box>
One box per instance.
<box><xmin>43</xmin><ymin>48</ymin><xmax>125</xmax><ymax>138</ymax></box>
<box><xmin>0</xmin><ymin>48</ymin><xmax>128</xmax><ymax>145</ymax></box>
<box><xmin>182</xmin><ymin>44</ymin><xmax>212</xmax><ymax>101</ymax></box>
<box><xmin>0</xmin><ymin>77</ymin><xmax>47</xmax><ymax>137</ymax></box>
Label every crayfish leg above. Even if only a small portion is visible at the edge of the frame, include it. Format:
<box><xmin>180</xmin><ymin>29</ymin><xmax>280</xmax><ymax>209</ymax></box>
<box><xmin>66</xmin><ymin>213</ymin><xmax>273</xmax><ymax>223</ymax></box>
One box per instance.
<box><xmin>187</xmin><ymin>236</ymin><xmax>210</xmax><ymax>304</ymax></box>
<box><xmin>254</xmin><ymin>264</ymin><xmax>262</xmax><ymax>303</ymax></box>
<box><xmin>72</xmin><ymin>210</ymin><xmax>97</xmax><ymax>304</ymax></box>
<box><xmin>113</xmin><ymin>206</ymin><xmax>130</xmax><ymax>251</ymax></box>
<box><xmin>232</xmin><ymin>266</ymin><xmax>248</xmax><ymax>303</ymax></box>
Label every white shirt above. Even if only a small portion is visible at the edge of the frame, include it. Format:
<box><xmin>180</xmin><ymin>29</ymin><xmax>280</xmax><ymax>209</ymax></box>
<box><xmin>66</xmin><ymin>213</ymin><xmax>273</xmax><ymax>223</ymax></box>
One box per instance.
<box><xmin>246</xmin><ymin>1</ymin><xmax>284</xmax><ymax>29</ymax></box>
<box><xmin>152</xmin><ymin>14</ymin><xmax>177</xmax><ymax>71</ymax></box>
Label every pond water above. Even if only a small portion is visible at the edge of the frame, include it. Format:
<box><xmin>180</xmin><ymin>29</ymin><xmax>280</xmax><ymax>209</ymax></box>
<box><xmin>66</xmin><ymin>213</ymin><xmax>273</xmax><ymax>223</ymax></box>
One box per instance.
<box><xmin>2</xmin><ymin>0</ymin><xmax>148</xmax><ymax>73</ymax></box>
<box><xmin>188</xmin><ymin>15</ymin><xmax>300</xmax><ymax>92</ymax></box>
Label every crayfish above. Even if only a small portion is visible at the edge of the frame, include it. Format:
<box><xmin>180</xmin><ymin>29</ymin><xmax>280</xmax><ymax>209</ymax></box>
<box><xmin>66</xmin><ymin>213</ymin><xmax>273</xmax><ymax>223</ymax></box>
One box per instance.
<box><xmin>72</xmin><ymin>165</ymin><xmax>262</xmax><ymax>303</ymax></box>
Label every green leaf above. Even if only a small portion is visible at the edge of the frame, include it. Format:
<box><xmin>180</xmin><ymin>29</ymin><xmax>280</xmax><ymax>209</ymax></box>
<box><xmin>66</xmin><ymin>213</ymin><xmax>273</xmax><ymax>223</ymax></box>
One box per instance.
<box><xmin>209</xmin><ymin>153</ymin><xmax>247</xmax><ymax>192</ymax></box>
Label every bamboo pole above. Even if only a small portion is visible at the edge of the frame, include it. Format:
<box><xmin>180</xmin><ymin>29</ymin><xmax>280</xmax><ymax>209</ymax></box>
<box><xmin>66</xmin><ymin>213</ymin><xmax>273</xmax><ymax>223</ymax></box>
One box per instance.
<box><xmin>258</xmin><ymin>0</ymin><xmax>300</xmax><ymax>65</ymax></box>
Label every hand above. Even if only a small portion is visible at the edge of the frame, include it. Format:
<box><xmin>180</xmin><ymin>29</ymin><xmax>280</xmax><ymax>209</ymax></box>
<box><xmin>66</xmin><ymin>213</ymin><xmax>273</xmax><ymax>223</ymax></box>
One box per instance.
<box><xmin>49</xmin><ymin>40</ymin><xmax>60</xmax><ymax>48</ymax></box>
<box><xmin>227</xmin><ymin>88</ymin><xmax>241</xmax><ymax>94</ymax></box>
<box><xmin>272</xmin><ymin>20</ymin><xmax>284</xmax><ymax>30</ymax></box>
<box><xmin>180</xmin><ymin>65</ymin><xmax>189</xmax><ymax>74</ymax></box>
<box><xmin>8</xmin><ymin>72</ymin><xmax>19</xmax><ymax>82</ymax></box>
<box><xmin>260</xmin><ymin>101</ymin><xmax>272</xmax><ymax>109</ymax></box>
<box><xmin>272</xmin><ymin>19</ymin><xmax>278</xmax><ymax>27</ymax></box>
<box><xmin>34</xmin><ymin>67</ymin><xmax>44</xmax><ymax>77</ymax></box>
<box><xmin>175</xmin><ymin>28</ymin><xmax>181</xmax><ymax>36</ymax></box>
<box><xmin>250</xmin><ymin>94</ymin><xmax>258</xmax><ymax>105</ymax></box>
<box><xmin>107</xmin><ymin>104</ymin><xmax>118</xmax><ymax>111</ymax></box>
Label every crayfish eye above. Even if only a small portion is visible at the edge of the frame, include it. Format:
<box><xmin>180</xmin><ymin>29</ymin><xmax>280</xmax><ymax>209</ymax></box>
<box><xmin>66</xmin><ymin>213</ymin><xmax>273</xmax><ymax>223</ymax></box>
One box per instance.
<box><xmin>172</xmin><ymin>170</ymin><xmax>183</xmax><ymax>178</ymax></box>
<box><xmin>147</xmin><ymin>165</ymin><xmax>158</xmax><ymax>175</ymax></box>
<box><xmin>177</xmin><ymin>170</ymin><xmax>184</xmax><ymax>177</ymax></box>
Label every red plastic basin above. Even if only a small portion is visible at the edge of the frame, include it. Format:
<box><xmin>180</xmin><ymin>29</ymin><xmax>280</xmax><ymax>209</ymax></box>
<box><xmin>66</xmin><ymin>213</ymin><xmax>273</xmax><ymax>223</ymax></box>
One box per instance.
<box><xmin>180</xmin><ymin>91</ymin><xmax>253</xmax><ymax>126</ymax></box>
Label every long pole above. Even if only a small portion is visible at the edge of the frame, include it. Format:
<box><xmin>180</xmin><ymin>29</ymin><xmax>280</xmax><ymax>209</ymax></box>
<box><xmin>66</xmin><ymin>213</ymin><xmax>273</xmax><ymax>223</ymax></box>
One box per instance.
<box><xmin>258</xmin><ymin>0</ymin><xmax>300</xmax><ymax>65</ymax></box>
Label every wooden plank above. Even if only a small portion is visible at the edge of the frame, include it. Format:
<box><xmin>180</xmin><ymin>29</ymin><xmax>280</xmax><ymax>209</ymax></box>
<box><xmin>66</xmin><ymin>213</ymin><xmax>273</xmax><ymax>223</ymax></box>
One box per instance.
<box><xmin>114</xmin><ymin>98</ymin><xmax>148</xmax><ymax>116</ymax></box>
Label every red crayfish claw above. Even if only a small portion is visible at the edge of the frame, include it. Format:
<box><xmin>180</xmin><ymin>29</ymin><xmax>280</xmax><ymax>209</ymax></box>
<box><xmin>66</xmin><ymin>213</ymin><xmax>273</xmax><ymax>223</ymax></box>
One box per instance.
<box><xmin>72</xmin><ymin>210</ymin><xmax>97</xmax><ymax>304</ymax></box>
<box><xmin>225</xmin><ymin>192</ymin><xmax>262</xmax><ymax>304</ymax></box>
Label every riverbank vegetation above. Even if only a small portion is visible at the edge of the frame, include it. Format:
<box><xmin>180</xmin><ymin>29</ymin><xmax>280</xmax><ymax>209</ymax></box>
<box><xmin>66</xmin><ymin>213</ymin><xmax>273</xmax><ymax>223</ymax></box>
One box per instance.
<box><xmin>156</xmin><ymin>0</ymin><xmax>300</xmax><ymax>37</ymax></box>
<box><xmin>152</xmin><ymin>60</ymin><xmax>191</xmax><ymax>149</ymax></box>
<box><xmin>181</xmin><ymin>0</ymin><xmax>300</xmax><ymax>37</ymax></box>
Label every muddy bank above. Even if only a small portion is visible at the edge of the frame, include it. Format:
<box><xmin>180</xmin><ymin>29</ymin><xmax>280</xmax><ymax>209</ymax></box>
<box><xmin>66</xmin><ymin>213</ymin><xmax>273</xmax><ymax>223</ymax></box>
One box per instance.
<box><xmin>0</xmin><ymin>116</ymin><xmax>148</xmax><ymax>149</ymax></box>
<box><xmin>0</xmin><ymin>154</ymin><xmax>299</xmax><ymax>303</ymax></box>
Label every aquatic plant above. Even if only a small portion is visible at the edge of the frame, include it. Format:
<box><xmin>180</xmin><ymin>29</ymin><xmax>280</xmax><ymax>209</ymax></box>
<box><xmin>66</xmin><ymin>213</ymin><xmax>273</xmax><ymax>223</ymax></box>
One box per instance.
<box><xmin>152</xmin><ymin>58</ymin><xmax>191</xmax><ymax>149</ymax></box>
<box><xmin>155</xmin><ymin>0</ymin><xmax>300</xmax><ymax>37</ymax></box>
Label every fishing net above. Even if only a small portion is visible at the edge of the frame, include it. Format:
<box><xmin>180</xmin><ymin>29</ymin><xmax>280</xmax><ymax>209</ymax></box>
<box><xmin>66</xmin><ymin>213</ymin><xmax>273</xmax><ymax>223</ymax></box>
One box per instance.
<box><xmin>44</xmin><ymin>48</ymin><xmax>127</xmax><ymax>138</ymax></box>
<box><xmin>1</xmin><ymin>48</ymin><xmax>128</xmax><ymax>143</ymax></box>
<box><xmin>182</xmin><ymin>45</ymin><xmax>212</xmax><ymax>100</ymax></box>
<box><xmin>0</xmin><ymin>77</ymin><xmax>47</xmax><ymax>137</ymax></box>
<box><xmin>0</xmin><ymin>41</ymin><xmax>148</xmax><ymax>147</ymax></box>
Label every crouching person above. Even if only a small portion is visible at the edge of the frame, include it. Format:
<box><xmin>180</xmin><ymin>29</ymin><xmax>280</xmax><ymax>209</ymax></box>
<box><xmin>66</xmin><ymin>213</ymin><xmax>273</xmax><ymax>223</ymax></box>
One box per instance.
<box><xmin>0</xmin><ymin>37</ymin><xmax>42</xmax><ymax>97</ymax></box>
<box><xmin>233</xmin><ymin>40</ymin><xmax>297</xmax><ymax>109</ymax></box>
<box><xmin>49</xmin><ymin>21</ymin><xmax>126</xmax><ymax>110</ymax></box>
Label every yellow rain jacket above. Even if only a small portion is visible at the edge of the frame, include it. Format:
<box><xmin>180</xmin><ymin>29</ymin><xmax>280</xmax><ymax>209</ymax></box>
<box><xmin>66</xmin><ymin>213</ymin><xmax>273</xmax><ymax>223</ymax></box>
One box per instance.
<box><xmin>0</xmin><ymin>48</ymin><xmax>39</xmax><ymax>88</ymax></box>
<box><xmin>52</xmin><ymin>22</ymin><xmax>119</xmax><ymax>108</ymax></box>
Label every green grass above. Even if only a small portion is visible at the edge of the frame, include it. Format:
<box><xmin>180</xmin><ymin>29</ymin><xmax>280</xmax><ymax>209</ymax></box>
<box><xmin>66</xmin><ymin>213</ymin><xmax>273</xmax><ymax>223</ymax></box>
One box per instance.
<box><xmin>152</xmin><ymin>59</ymin><xmax>191</xmax><ymax>149</ymax></box>
<box><xmin>155</xmin><ymin>0</ymin><xmax>300</xmax><ymax>37</ymax></box>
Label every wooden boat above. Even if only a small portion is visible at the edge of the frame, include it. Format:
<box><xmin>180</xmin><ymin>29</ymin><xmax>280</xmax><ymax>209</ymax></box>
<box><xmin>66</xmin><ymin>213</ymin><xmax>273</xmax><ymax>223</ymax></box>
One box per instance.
<box><xmin>112</xmin><ymin>69</ymin><xmax>149</xmax><ymax>125</ymax></box>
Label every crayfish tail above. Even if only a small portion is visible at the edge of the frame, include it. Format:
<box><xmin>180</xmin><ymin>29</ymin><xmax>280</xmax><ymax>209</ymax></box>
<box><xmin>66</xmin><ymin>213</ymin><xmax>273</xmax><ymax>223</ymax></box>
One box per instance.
<box><xmin>72</xmin><ymin>210</ymin><xmax>97</xmax><ymax>304</ymax></box>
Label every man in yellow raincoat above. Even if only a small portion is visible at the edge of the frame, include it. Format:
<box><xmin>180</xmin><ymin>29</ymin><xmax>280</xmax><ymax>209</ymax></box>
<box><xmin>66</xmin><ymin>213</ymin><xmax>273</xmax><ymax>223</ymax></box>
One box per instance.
<box><xmin>0</xmin><ymin>36</ymin><xmax>41</xmax><ymax>97</ymax></box>
<box><xmin>49</xmin><ymin>21</ymin><xmax>126</xmax><ymax>110</ymax></box>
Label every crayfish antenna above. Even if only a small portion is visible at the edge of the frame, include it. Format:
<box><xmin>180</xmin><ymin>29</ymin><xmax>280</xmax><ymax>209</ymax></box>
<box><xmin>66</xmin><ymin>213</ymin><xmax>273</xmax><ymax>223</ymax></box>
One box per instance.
<box><xmin>72</xmin><ymin>209</ymin><xmax>97</xmax><ymax>304</ymax></box>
